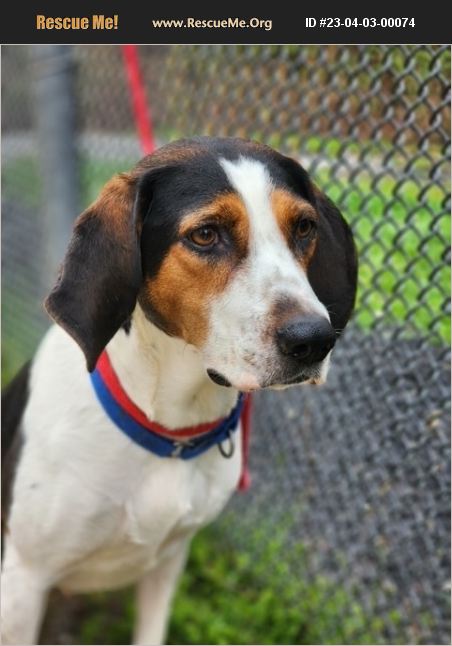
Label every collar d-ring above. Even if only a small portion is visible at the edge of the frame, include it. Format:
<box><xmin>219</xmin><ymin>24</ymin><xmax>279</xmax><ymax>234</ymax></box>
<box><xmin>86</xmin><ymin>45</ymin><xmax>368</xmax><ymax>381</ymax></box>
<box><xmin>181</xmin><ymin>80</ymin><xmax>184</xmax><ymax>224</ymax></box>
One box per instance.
<box><xmin>218</xmin><ymin>429</ymin><xmax>235</xmax><ymax>458</ymax></box>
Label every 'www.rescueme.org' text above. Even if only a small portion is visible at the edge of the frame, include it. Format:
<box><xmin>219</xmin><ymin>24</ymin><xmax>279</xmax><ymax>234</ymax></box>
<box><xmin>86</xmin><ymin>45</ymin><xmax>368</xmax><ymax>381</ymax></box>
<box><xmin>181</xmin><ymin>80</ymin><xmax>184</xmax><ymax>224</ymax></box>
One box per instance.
<box><xmin>151</xmin><ymin>17</ymin><xmax>273</xmax><ymax>31</ymax></box>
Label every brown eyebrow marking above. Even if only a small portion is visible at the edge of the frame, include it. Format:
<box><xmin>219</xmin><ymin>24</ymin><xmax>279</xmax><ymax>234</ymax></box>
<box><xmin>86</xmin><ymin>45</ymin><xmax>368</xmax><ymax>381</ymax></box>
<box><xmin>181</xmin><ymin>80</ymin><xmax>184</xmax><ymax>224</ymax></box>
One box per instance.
<box><xmin>178</xmin><ymin>193</ymin><xmax>250</xmax><ymax>258</ymax></box>
<box><xmin>178</xmin><ymin>193</ymin><xmax>248</xmax><ymax>233</ymax></box>
<box><xmin>271</xmin><ymin>188</ymin><xmax>317</xmax><ymax>235</ymax></box>
<box><xmin>271</xmin><ymin>188</ymin><xmax>318</xmax><ymax>268</ymax></box>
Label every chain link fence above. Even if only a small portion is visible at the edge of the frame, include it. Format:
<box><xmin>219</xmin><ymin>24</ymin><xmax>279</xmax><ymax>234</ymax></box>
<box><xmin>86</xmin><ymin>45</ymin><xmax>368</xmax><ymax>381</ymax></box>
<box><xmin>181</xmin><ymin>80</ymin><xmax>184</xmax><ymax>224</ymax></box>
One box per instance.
<box><xmin>2</xmin><ymin>45</ymin><xmax>450</xmax><ymax>644</ymax></box>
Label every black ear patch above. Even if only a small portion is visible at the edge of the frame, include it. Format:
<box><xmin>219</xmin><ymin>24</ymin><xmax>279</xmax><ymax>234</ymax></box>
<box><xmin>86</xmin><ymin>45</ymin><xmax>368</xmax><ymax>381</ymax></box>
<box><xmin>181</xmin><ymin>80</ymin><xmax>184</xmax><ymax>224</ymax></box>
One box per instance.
<box><xmin>275</xmin><ymin>154</ymin><xmax>317</xmax><ymax>204</ymax></box>
<box><xmin>45</xmin><ymin>174</ymin><xmax>142</xmax><ymax>371</ymax></box>
<box><xmin>308</xmin><ymin>190</ymin><xmax>358</xmax><ymax>335</ymax></box>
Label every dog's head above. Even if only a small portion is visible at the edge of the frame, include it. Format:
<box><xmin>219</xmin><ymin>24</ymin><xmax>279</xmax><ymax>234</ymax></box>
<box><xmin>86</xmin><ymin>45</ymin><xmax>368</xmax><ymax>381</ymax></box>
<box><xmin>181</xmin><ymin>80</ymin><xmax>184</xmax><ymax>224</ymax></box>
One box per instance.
<box><xmin>46</xmin><ymin>137</ymin><xmax>357</xmax><ymax>391</ymax></box>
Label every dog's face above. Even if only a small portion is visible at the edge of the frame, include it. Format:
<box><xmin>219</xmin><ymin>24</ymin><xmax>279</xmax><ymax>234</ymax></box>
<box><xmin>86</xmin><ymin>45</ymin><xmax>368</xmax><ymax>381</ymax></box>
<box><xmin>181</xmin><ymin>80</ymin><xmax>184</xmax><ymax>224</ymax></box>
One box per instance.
<box><xmin>46</xmin><ymin>137</ymin><xmax>357</xmax><ymax>391</ymax></box>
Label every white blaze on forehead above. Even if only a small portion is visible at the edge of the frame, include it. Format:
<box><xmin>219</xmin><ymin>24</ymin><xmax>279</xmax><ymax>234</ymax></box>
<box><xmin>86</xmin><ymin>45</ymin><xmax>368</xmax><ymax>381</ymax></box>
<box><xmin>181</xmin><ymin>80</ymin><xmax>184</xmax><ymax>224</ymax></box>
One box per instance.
<box><xmin>219</xmin><ymin>155</ymin><xmax>328</xmax><ymax>316</ymax></box>
<box><xmin>219</xmin><ymin>156</ymin><xmax>275</xmax><ymax>251</ymax></box>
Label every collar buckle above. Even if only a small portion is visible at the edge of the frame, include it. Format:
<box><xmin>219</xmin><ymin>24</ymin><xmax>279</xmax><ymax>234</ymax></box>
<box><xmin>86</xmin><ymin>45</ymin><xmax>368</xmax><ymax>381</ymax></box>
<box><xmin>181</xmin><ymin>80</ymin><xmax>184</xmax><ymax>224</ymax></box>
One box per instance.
<box><xmin>171</xmin><ymin>441</ymin><xmax>191</xmax><ymax>458</ymax></box>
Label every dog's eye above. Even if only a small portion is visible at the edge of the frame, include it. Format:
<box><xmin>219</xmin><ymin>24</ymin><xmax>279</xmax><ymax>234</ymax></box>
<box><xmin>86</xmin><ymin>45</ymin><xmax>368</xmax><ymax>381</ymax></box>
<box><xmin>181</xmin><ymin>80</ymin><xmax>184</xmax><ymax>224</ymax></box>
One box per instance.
<box><xmin>189</xmin><ymin>226</ymin><xmax>219</xmax><ymax>248</ymax></box>
<box><xmin>296</xmin><ymin>218</ymin><xmax>316</xmax><ymax>239</ymax></box>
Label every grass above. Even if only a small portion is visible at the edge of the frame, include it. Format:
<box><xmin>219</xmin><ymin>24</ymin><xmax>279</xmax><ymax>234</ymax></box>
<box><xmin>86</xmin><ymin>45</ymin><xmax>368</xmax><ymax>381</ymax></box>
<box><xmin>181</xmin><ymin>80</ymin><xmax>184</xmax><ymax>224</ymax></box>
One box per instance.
<box><xmin>53</xmin><ymin>526</ymin><xmax>404</xmax><ymax>645</ymax></box>
<box><xmin>168</xmin><ymin>526</ymin><xmax>400</xmax><ymax>645</ymax></box>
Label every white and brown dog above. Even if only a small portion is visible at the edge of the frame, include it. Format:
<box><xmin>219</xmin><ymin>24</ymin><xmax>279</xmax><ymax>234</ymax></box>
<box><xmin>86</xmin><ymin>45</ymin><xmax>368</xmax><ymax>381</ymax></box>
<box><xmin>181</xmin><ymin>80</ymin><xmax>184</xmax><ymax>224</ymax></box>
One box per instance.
<box><xmin>1</xmin><ymin>137</ymin><xmax>357</xmax><ymax>645</ymax></box>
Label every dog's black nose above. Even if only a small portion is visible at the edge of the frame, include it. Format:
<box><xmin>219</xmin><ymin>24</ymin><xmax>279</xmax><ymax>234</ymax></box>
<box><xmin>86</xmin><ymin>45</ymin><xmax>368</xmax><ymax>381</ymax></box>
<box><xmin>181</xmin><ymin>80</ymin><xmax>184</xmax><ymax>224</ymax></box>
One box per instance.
<box><xmin>276</xmin><ymin>316</ymin><xmax>336</xmax><ymax>364</ymax></box>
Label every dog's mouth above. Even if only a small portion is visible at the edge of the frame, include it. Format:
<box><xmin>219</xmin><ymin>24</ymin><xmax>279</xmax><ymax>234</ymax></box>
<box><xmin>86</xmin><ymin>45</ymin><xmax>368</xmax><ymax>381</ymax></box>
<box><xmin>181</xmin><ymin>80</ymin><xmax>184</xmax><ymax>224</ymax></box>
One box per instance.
<box><xmin>278</xmin><ymin>372</ymin><xmax>310</xmax><ymax>386</ymax></box>
<box><xmin>206</xmin><ymin>368</ymin><xmax>260</xmax><ymax>391</ymax></box>
<box><xmin>207</xmin><ymin>368</ymin><xmax>319</xmax><ymax>391</ymax></box>
<box><xmin>262</xmin><ymin>371</ymin><xmax>312</xmax><ymax>389</ymax></box>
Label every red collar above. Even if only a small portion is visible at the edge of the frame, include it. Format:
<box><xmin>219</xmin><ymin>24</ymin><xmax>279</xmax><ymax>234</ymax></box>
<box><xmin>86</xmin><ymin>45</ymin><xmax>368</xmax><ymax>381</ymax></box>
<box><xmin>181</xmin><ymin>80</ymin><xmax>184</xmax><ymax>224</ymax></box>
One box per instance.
<box><xmin>95</xmin><ymin>351</ymin><xmax>252</xmax><ymax>490</ymax></box>
<box><xmin>97</xmin><ymin>352</ymin><xmax>232</xmax><ymax>440</ymax></box>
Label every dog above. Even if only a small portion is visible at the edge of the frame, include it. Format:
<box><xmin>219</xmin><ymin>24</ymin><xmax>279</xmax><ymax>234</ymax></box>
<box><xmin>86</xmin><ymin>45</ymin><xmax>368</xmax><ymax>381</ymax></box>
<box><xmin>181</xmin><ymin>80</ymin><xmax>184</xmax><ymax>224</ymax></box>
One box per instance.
<box><xmin>1</xmin><ymin>136</ymin><xmax>357</xmax><ymax>645</ymax></box>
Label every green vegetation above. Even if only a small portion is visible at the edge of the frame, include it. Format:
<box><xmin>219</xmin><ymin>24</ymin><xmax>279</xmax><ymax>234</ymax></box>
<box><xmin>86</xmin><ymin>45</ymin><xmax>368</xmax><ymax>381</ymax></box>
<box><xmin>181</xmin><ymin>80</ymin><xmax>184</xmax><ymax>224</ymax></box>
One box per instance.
<box><xmin>80</xmin><ymin>157</ymin><xmax>138</xmax><ymax>205</ymax></box>
<box><xmin>63</xmin><ymin>527</ymin><xmax>402</xmax><ymax>645</ymax></box>
<box><xmin>168</xmin><ymin>527</ymin><xmax>398</xmax><ymax>645</ymax></box>
<box><xmin>77</xmin><ymin>588</ymin><xmax>135</xmax><ymax>645</ymax></box>
<box><xmin>316</xmin><ymin>169</ymin><xmax>450</xmax><ymax>341</ymax></box>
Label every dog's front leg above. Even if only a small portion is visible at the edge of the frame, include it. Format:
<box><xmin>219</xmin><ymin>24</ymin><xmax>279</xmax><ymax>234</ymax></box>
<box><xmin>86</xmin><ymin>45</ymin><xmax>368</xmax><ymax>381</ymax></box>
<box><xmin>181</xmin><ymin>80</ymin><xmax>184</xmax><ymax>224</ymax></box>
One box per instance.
<box><xmin>1</xmin><ymin>539</ymin><xmax>50</xmax><ymax>645</ymax></box>
<box><xmin>133</xmin><ymin>542</ymin><xmax>190</xmax><ymax>645</ymax></box>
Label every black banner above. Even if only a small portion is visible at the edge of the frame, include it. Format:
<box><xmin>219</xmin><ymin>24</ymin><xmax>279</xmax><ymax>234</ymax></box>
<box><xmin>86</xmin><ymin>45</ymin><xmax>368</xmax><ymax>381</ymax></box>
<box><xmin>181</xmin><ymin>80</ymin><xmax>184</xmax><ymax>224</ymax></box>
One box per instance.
<box><xmin>1</xmin><ymin>0</ymin><xmax>451</xmax><ymax>44</ymax></box>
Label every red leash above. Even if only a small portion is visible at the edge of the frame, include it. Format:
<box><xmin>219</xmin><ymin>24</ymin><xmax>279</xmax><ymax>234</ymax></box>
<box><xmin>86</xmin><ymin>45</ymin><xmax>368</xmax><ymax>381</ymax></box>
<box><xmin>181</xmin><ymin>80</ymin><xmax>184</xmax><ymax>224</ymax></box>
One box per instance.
<box><xmin>121</xmin><ymin>45</ymin><xmax>155</xmax><ymax>155</ymax></box>
<box><xmin>237</xmin><ymin>394</ymin><xmax>252</xmax><ymax>491</ymax></box>
<box><xmin>121</xmin><ymin>45</ymin><xmax>251</xmax><ymax>490</ymax></box>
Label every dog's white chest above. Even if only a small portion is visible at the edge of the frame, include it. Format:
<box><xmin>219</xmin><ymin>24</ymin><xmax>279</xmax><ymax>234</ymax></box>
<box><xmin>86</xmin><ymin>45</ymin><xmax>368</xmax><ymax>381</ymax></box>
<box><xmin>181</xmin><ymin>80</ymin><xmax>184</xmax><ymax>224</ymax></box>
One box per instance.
<box><xmin>58</xmin><ymin>442</ymin><xmax>241</xmax><ymax>592</ymax></box>
<box><xmin>125</xmin><ymin>446</ymin><xmax>241</xmax><ymax>546</ymax></box>
<box><xmin>9</xmin><ymin>326</ymin><xmax>242</xmax><ymax>594</ymax></box>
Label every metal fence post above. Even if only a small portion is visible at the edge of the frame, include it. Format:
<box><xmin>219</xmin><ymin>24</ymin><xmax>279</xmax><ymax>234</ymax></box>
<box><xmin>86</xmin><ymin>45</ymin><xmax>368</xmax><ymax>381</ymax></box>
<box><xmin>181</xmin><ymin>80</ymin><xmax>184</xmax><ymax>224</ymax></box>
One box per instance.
<box><xmin>32</xmin><ymin>45</ymin><xmax>79</xmax><ymax>289</ymax></box>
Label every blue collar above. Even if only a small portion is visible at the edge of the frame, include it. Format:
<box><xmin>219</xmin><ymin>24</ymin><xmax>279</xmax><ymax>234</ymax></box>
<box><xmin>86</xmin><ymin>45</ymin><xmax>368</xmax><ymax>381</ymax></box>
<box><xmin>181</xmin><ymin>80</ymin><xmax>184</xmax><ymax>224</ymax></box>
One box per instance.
<box><xmin>90</xmin><ymin>352</ymin><xmax>245</xmax><ymax>460</ymax></box>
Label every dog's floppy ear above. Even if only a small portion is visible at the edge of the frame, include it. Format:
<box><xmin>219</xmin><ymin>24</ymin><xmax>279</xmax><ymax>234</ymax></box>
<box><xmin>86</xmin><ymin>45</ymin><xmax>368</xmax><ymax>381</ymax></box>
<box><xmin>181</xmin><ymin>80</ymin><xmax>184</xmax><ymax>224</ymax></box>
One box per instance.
<box><xmin>45</xmin><ymin>172</ymin><xmax>144</xmax><ymax>372</ymax></box>
<box><xmin>308</xmin><ymin>188</ymin><xmax>358</xmax><ymax>335</ymax></box>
